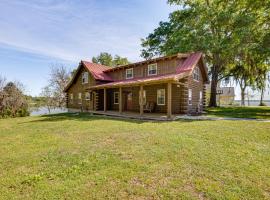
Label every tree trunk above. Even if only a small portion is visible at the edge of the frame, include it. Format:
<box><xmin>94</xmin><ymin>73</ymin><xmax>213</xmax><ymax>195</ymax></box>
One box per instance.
<box><xmin>209</xmin><ymin>65</ymin><xmax>219</xmax><ymax>107</ymax></box>
<box><xmin>47</xmin><ymin>106</ymin><xmax>51</xmax><ymax>114</ymax></box>
<box><xmin>260</xmin><ymin>88</ymin><xmax>264</xmax><ymax>106</ymax></box>
<box><xmin>240</xmin><ymin>87</ymin><xmax>245</xmax><ymax>106</ymax></box>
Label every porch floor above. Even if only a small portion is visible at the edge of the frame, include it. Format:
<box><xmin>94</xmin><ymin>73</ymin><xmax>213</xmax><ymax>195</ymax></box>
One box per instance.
<box><xmin>89</xmin><ymin>110</ymin><xmax>179</xmax><ymax>121</ymax></box>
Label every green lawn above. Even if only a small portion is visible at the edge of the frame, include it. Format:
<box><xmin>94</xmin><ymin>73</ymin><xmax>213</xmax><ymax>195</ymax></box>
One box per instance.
<box><xmin>206</xmin><ymin>106</ymin><xmax>270</xmax><ymax>119</ymax></box>
<box><xmin>0</xmin><ymin>113</ymin><xmax>270</xmax><ymax>199</ymax></box>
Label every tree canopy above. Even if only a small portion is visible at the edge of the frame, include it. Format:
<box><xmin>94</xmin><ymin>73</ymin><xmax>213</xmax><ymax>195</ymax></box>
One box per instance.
<box><xmin>92</xmin><ymin>52</ymin><xmax>129</xmax><ymax>67</ymax></box>
<box><xmin>141</xmin><ymin>0</ymin><xmax>270</xmax><ymax>106</ymax></box>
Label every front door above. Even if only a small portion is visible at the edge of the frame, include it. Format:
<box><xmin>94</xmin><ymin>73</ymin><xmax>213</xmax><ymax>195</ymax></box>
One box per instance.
<box><xmin>126</xmin><ymin>92</ymin><xmax>132</xmax><ymax>111</ymax></box>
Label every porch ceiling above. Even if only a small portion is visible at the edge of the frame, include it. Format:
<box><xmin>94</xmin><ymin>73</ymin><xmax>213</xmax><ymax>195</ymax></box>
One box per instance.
<box><xmin>87</xmin><ymin>71</ymin><xmax>189</xmax><ymax>90</ymax></box>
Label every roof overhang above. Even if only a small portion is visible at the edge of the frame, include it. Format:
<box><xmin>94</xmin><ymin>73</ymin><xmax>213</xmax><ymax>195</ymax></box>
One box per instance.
<box><xmin>64</xmin><ymin>62</ymin><xmax>83</xmax><ymax>92</ymax></box>
<box><xmin>87</xmin><ymin>72</ymin><xmax>190</xmax><ymax>90</ymax></box>
<box><xmin>63</xmin><ymin>61</ymin><xmax>113</xmax><ymax>92</ymax></box>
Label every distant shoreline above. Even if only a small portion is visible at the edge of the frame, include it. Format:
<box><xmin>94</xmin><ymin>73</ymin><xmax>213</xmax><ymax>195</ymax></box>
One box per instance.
<box><xmin>234</xmin><ymin>100</ymin><xmax>270</xmax><ymax>106</ymax></box>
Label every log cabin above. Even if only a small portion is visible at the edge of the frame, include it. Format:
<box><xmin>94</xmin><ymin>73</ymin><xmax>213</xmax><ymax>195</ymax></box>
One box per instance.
<box><xmin>64</xmin><ymin>52</ymin><xmax>209</xmax><ymax>119</ymax></box>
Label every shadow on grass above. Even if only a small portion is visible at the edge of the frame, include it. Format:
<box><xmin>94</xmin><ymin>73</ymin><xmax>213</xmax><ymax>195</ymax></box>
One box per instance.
<box><xmin>206</xmin><ymin>106</ymin><xmax>270</xmax><ymax>119</ymax></box>
<box><xmin>25</xmin><ymin>112</ymin><xmax>197</xmax><ymax>124</ymax></box>
<box><xmin>25</xmin><ymin>113</ymin><xmax>143</xmax><ymax>124</ymax></box>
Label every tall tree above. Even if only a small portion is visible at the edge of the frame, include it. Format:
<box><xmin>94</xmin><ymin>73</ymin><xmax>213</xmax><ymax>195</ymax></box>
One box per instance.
<box><xmin>229</xmin><ymin>55</ymin><xmax>256</xmax><ymax>106</ymax></box>
<box><xmin>141</xmin><ymin>0</ymin><xmax>270</xmax><ymax>107</ymax></box>
<box><xmin>92</xmin><ymin>52</ymin><xmax>113</xmax><ymax>66</ymax></box>
<box><xmin>40</xmin><ymin>86</ymin><xmax>56</xmax><ymax>113</ymax></box>
<box><xmin>255</xmin><ymin>64</ymin><xmax>270</xmax><ymax>106</ymax></box>
<box><xmin>92</xmin><ymin>52</ymin><xmax>129</xmax><ymax>67</ymax></box>
<box><xmin>41</xmin><ymin>65</ymin><xmax>71</xmax><ymax>108</ymax></box>
<box><xmin>113</xmin><ymin>55</ymin><xmax>129</xmax><ymax>66</ymax></box>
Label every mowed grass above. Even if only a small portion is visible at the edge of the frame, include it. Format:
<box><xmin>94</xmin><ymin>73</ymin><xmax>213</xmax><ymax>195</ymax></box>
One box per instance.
<box><xmin>207</xmin><ymin>106</ymin><xmax>270</xmax><ymax>119</ymax></box>
<box><xmin>0</xmin><ymin>113</ymin><xmax>270</xmax><ymax>199</ymax></box>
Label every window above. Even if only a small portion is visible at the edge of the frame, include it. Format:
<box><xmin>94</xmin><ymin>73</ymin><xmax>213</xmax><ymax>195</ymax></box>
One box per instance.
<box><xmin>148</xmin><ymin>63</ymin><xmax>157</xmax><ymax>76</ymax></box>
<box><xmin>140</xmin><ymin>90</ymin><xmax>146</xmax><ymax>105</ymax></box>
<box><xmin>114</xmin><ymin>92</ymin><xmax>119</xmax><ymax>104</ymax></box>
<box><xmin>82</xmin><ymin>72</ymin><xmax>89</xmax><ymax>84</ymax></box>
<box><xmin>157</xmin><ymin>89</ymin><xmax>165</xmax><ymax>105</ymax></box>
<box><xmin>85</xmin><ymin>92</ymin><xmax>90</xmax><ymax>100</ymax></box>
<box><xmin>70</xmin><ymin>93</ymin><xmax>73</xmax><ymax>104</ymax></box>
<box><xmin>126</xmin><ymin>68</ymin><xmax>133</xmax><ymax>79</ymax></box>
<box><xmin>199</xmin><ymin>91</ymin><xmax>203</xmax><ymax>105</ymax></box>
<box><xmin>193</xmin><ymin>66</ymin><xmax>200</xmax><ymax>81</ymax></box>
<box><xmin>188</xmin><ymin>89</ymin><xmax>192</xmax><ymax>105</ymax></box>
<box><xmin>78</xmin><ymin>93</ymin><xmax>82</xmax><ymax>104</ymax></box>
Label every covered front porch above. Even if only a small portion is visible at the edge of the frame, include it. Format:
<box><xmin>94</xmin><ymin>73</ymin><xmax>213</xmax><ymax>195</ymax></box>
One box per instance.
<box><xmin>88</xmin><ymin>78</ymin><xmax>188</xmax><ymax>119</ymax></box>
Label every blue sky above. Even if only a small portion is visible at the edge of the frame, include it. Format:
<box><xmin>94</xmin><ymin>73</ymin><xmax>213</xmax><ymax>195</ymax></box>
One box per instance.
<box><xmin>0</xmin><ymin>0</ymin><xmax>268</xmax><ymax>100</ymax></box>
<box><xmin>0</xmin><ymin>0</ymin><xmax>176</xmax><ymax>96</ymax></box>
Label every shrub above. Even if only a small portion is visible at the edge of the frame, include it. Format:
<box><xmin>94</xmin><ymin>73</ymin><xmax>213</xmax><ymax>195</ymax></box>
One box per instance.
<box><xmin>0</xmin><ymin>81</ymin><xmax>30</xmax><ymax>118</ymax></box>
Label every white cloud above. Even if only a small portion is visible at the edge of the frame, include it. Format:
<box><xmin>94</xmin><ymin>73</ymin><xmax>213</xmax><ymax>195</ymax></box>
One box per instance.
<box><xmin>0</xmin><ymin>0</ymin><xmax>174</xmax><ymax>63</ymax></box>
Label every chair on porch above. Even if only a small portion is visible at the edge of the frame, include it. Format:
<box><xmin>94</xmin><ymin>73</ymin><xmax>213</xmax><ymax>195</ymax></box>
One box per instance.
<box><xmin>143</xmin><ymin>101</ymin><xmax>156</xmax><ymax>113</ymax></box>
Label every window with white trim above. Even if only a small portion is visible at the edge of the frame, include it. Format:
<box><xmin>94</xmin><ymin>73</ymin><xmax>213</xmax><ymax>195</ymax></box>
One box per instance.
<box><xmin>70</xmin><ymin>93</ymin><xmax>73</xmax><ymax>104</ymax></box>
<box><xmin>148</xmin><ymin>63</ymin><xmax>157</xmax><ymax>76</ymax></box>
<box><xmin>188</xmin><ymin>89</ymin><xmax>192</xmax><ymax>105</ymax></box>
<box><xmin>85</xmin><ymin>92</ymin><xmax>90</xmax><ymax>100</ymax></box>
<box><xmin>157</xmin><ymin>89</ymin><xmax>165</xmax><ymax>105</ymax></box>
<box><xmin>193</xmin><ymin>66</ymin><xmax>200</xmax><ymax>81</ymax></box>
<box><xmin>78</xmin><ymin>93</ymin><xmax>82</xmax><ymax>104</ymax></box>
<box><xmin>126</xmin><ymin>68</ymin><xmax>133</xmax><ymax>79</ymax></box>
<box><xmin>199</xmin><ymin>91</ymin><xmax>203</xmax><ymax>105</ymax></box>
<box><xmin>82</xmin><ymin>72</ymin><xmax>89</xmax><ymax>84</ymax></box>
<box><xmin>114</xmin><ymin>92</ymin><xmax>119</xmax><ymax>104</ymax></box>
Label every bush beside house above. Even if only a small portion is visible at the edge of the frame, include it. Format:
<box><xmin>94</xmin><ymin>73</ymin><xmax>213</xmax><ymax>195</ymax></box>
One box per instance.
<box><xmin>0</xmin><ymin>82</ymin><xmax>29</xmax><ymax>118</ymax></box>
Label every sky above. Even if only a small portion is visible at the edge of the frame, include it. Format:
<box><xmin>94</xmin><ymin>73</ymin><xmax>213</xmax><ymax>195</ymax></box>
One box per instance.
<box><xmin>0</xmin><ymin>0</ymin><xmax>177</xmax><ymax>96</ymax></box>
<box><xmin>0</xmin><ymin>0</ymin><xmax>269</xmax><ymax>100</ymax></box>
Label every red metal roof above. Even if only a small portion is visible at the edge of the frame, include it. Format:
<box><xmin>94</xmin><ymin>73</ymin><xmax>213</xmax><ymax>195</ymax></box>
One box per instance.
<box><xmin>88</xmin><ymin>72</ymin><xmax>189</xmax><ymax>89</ymax></box>
<box><xmin>65</xmin><ymin>52</ymin><xmax>206</xmax><ymax>91</ymax></box>
<box><xmin>176</xmin><ymin>52</ymin><xmax>202</xmax><ymax>73</ymax></box>
<box><xmin>82</xmin><ymin>61</ymin><xmax>113</xmax><ymax>81</ymax></box>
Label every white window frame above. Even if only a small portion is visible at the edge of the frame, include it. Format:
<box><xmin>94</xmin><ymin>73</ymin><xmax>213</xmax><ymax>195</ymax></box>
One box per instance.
<box><xmin>188</xmin><ymin>89</ymin><xmax>192</xmax><ymax>105</ymax></box>
<box><xmin>85</xmin><ymin>92</ymin><xmax>90</xmax><ymax>101</ymax></box>
<box><xmin>114</xmin><ymin>92</ymin><xmax>119</xmax><ymax>104</ymax></box>
<box><xmin>193</xmin><ymin>66</ymin><xmax>200</xmax><ymax>81</ymax></box>
<box><xmin>70</xmin><ymin>93</ymin><xmax>73</xmax><ymax>104</ymax></box>
<box><xmin>126</xmin><ymin>68</ymin><xmax>133</xmax><ymax>79</ymax></box>
<box><xmin>199</xmin><ymin>91</ymin><xmax>203</xmax><ymax>105</ymax></box>
<box><xmin>157</xmin><ymin>89</ymin><xmax>165</xmax><ymax>105</ymax></box>
<box><xmin>148</xmin><ymin>63</ymin><xmax>157</xmax><ymax>76</ymax></box>
<box><xmin>82</xmin><ymin>72</ymin><xmax>89</xmax><ymax>84</ymax></box>
<box><xmin>78</xmin><ymin>93</ymin><xmax>82</xmax><ymax>104</ymax></box>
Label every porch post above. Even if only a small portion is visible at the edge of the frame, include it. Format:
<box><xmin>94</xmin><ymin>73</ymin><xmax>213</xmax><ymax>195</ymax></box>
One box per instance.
<box><xmin>167</xmin><ymin>82</ymin><xmax>172</xmax><ymax>119</ymax></box>
<box><xmin>119</xmin><ymin>87</ymin><xmax>122</xmax><ymax>114</ymax></box>
<box><xmin>139</xmin><ymin>85</ymin><xmax>144</xmax><ymax>116</ymax></box>
<box><xmin>104</xmin><ymin>88</ymin><xmax>107</xmax><ymax>112</ymax></box>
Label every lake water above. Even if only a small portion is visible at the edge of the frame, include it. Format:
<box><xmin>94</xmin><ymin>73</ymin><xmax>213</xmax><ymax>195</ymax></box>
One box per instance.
<box><xmin>30</xmin><ymin>107</ymin><xmax>67</xmax><ymax>116</ymax></box>
<box><xmin>234</xmin><ymin>100</ymin><xmax>270</xmax><ymax>106</ymax></box>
